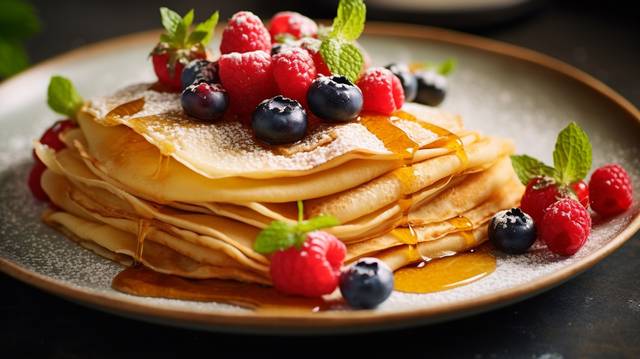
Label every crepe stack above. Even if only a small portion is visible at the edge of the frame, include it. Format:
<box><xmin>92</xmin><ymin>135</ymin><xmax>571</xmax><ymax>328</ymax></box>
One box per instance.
<box><xmin>35</xmin><ymin>83</ymin><xmax>523</xmax><ymax>285</ymax></box>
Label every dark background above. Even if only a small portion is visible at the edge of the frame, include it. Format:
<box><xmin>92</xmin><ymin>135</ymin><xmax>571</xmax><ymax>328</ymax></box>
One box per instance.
<box><xmin>3</xmin><ymin>0</ymin><xmax>639</xmax><ymax>357</ymax></box>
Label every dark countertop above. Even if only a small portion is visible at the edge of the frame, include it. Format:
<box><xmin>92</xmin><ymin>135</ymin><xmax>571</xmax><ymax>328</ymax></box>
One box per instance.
<box><xmin>3</xmin><ymin>1</ymin><xmax>639</xmax><ymax>357</ymax></box>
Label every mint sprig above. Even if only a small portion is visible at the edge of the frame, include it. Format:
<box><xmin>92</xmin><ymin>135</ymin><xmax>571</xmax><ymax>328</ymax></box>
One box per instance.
<box><xmin>47</xmin><ymin>76</ymin><xmax>84</xmax><ymax>117</ymax></box>
<box><xmin>158</xmin><ymin>7</ymin><xmax>219</xmax><ymax>49</ymax></box>
<box><xmin>319</xmin><ymin>0</ymin><xmax>366</xmax><ymax>82</ymax></box>
<box><xmin>511</xmin><ymin>122</ymin><xmax>592</xmax><ymax>188</ymax></box>
<box><xmin>254</xmin><ymin>200</ymin><xmax>340</xmax><ymax>254</ymax></box>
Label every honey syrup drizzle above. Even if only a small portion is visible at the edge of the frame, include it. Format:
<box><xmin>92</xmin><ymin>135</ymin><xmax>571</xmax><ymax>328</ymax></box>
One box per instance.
<box><xmin>134</xmin><ymin>219</ymin><xmax>151</xmax><ymax>264</ymax></box>
<box><xmin>152</xmin><ymin>155</ymin><xmax>170</xmax><ymax>179</ymax></box>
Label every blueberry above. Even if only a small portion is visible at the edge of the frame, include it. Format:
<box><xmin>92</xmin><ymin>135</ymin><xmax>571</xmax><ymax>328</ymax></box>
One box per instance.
<box><xmin>181</xmin><ymin>82</ymin><xmax>228</xmax><ymax>121</ymax></box>
<box><xmin>252</xmin><ymin>96</ymin><xmax>308</xmax><ymax>145</ymax></box>
<box><xmin>415</xmin><ymin>71</ymin><xmax>447</xmax><ymax>106</ymax></box>
<box><xmin>339</xmin><ymin>258</ymin><xmax>394</xmax><ymax>309</ymax></box>
<box><xmin>489</xmin><ymin>208</ymin><xmax>537</xmax><ymax>254</ymax></box>
<box><xmin>181</xmin><ymin>59</ymin><xmax>219</xmax><ymax>90</ymax></box>
<box><xmin>385</xmin><ymin>63</ymin><xmax>418</xmax><ymax>102</ymax></box>
<box><xmin>307</xmin><ymin>75</ymin><xmax>363</xmax><ymax>122</ymax></box>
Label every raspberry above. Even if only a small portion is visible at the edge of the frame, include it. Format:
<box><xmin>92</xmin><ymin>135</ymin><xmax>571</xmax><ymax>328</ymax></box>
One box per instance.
<box><xmin>218</xmin><ymin>50</ymin><xmax>277</xmax><ymax>117</ymax></box>
<box><xmin>356</xmin><ymin>67</ymin><xmax>405</xmax><ymax>115</ymax></box>
<box><xmin>28</xmin><ymin>160</ymin><xmax>48</xmax><ymax>201</ymax></box>
<box><xmin>270</xmin><ymin>231</ymin><xmax>346</xmax><ymax>297</ymax></box>
<box><xmin>520</xmin><ymin>178</ymin><xmax>589</xmax><ymax>224</ymax></box>
<box><xmin>589</xmin><ymin>164</ymin><xmax>633</xmax><ymax>217</ymax></box>
<box><xmin>540</xmin><ymin>198</ymin><xmax>591</xmax><ymax>256</ymax></box>
<box><xmin>311</xmin><ymin>51</ymin><xmax>332</xmax><ymax>76</ymax></box>
<box><xmin>268</xmin><ymin>11</ymin><xmax>318</xmax><ymax>40</ymax></box>
<box><xmin>220</xmin><ymin>11</ymin><xmax>271</xmax><ymax>55</ymax></box>
<box><xmin>39</xmin><ymin>119</ymin><xmax>77</xmax><ymax>151</ymax></box>
<box><xmin>272</xmin><ymin>47</ymin><xmax>316</xmax><ymax>106</ymax></box>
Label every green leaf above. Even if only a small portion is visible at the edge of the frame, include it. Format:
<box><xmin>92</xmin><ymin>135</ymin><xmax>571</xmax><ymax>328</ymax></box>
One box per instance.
<box><xmin>47</xmin><ymin>76</ymin><xmax>84</xmax><ymax>117</ymax></box>
<box><xmin>182</xmin><ymin>9</ymin><xmax>194</xmax><ymax>28</ymax></box>
<box><xmin>187</xmin><ymin>31</ymin><xmax>208</xmax><ymax>46</ymax></box>
<box><xmin>320</xmin><ymin>38</ymin><xmax>364</xmax><ymax>83</ymax></box>
<box><xmin>194</xmin><ymin>11</ymin><xmax>219</xmax><ymax>45</ymax></box>
<box><xmin>510</xmin><ymin>154</ymin><xmax>556</xmax><ymax>185</ymax></box>
<box><xmin>254</xmin><ymin>221</ymin><xmax>297</xmax><ymax>254</ymax></box>
<box><xmin>0</xmin><ymin>0</ymin><xmax>41</xmax><ymax>40</ymax></box>
<box><xmin>295</xmin><ymin>215</ymin><xmax>341</xmax><ymax>234</ymax></box>
<box><xmin>0</xmin><ymin>39</ymin><xmax>29</xmax><ymax>77</ymax></box>
<box><xmin>552</xmin><ymin>122</ymin><xmax>592</xmax><ymax>185</ymax></box>
<box><xmin>437</xmin><ymin>58</ymin><xmax>457</xmax><ymax>76</ymax></box>
<box><xmin>159</xmin><ymin>7</ymin><xmax>182</xmax><ymax>37</ymax></box>
<box><xmin>330</xmin><ymin>0</ymin><xmax>366</xmax><ymax>41</ymax></box>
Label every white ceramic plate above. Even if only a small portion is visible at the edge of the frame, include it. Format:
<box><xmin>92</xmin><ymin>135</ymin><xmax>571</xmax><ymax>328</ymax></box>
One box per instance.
<box><xmin>1</xmin><ymin>24</ymin><xmax>639</xmax><ymax>334</ymax></box>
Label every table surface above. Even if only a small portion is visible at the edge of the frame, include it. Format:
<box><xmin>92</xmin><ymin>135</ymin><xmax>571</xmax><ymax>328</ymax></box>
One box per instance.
<box><xmin>3</xmin><ymin>0</ymin><xmax>639</xmax><ymax>357</ymax></box>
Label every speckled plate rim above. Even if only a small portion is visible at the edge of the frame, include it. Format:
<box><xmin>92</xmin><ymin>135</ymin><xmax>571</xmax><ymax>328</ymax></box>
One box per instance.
<box><xmin>1</xmin><ymin>23</ymin><xmax>639</xmax><ymax>334</ymax></box>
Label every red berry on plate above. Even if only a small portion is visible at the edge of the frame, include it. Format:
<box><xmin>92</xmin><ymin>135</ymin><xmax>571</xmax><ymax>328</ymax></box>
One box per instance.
<box><xmin>540</xmin><ymin>198</ymin><xmax>591</xmax><ymax>256</ymax></box>
<box><xmin>39</xmin><ymin>119</ymin><xmax>77</xmax><ymax>151</ymax></box>
<box><xmin>28</xmin><ymin>160</ymin><xmax>48</xmax><ymax>201</ymax></box>
<box><xmin>311</xmin><ymin>51</ymin><xmax>332</xmax><ymax>76</ymax></box>
<box><xmin>589</xmin><ymin>164</ymin><xmax>633</xmax><ymax>217</ymax></box>
<box><xmin>272</xmin><ymin>47</ymin><xmax>317</xmax><ymax>107</ymax></box>
<box><xmin>218</xmin><ymin>50</ymin><xmax>277</xmax><ymax>117</ymax></box>
<box><xmin>571</xmin><ymin>180</ymin><xmax>590</xmax><ymax>208</ymax></box>
<box><xmin>356</xmin><ymin>67</ymin><xmax>405</xmax><ymax>115</ymax></box>
<box><xmin>268</xmin><ymin>11</ymin><xmax>318</xmax><ymax>40</ymax></box>
<box><xmin>220</xmin><ymin>11</ymin><xmax>271</xmax><ymax>55</ymax></box>
<box><xmin>152</xmin><ymin>47</ymin><xmax>206</xmax><ymax>92</ymax></box>
<box><xmin>270</xmin><ymin>231</ymin><xmax>346</xmax><ymax>297</ymax></box>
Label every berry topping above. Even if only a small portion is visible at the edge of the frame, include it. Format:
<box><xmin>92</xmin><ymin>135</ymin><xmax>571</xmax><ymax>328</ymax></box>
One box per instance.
<box><xmin>270</xmin><ymin>231</ymin><xmax>345</xmax><ymax>297</ymax></box>
<box><xmin>218</xmin><ymin>50</ymin><xmax>277</xmax><ymax>117</ymax></box>
<box><xmin>150</xmin><ymin>8</ymin><xmax>218</xmax><ymax>91</ymax></box>
<box><xmin>220</xmin><ymin>11</ymin><xmax>271</xmax><ymax>55</ymax></box>
<box><xmin>589</xmin><ymin>164</ymin><xmax>633</xmax><ymax>217</ymax></box>
<box><xmin>272</xmin><ymin>47</ymin><xmax>317</xmax><ymax>107</ymax></box>
<box><xmin>307</xmin><ymin>75</ymin><xmax>363</xmax><ymax>122</ymax></box>
<box><xmin>39</xmin><ymin>119</ymin><xmax>77</xmax><ymax>151</ymax></box>
<box><xmin>252</xmin><ymin>96</ymin><xmax>308</xmax><ymax>145</ymax></box>
<box><xmin>268</xmin><ymin>11</ymin><xmax>318</xmax><ymax>40</ymax></box>
<box><xmin>512</xmin><ymin>122</ymin><xmax>593</xmax><ymax>221</ymax></box>
<box><xmin>414</xmin><ymin>71</ymin><xmax>447</xmax><ymax>107</ymax></box>
<box><xmin>339</xmin><ymin>258</ymin><xmax>394</xmax><ymax>309</ymax></box>
<box><xmin>254</xmin><ymin>201</ymin><xmax>343</xmax><ymax>297</ymax></box>
<box><xmin>540</xmin><ymin>198</ymin><xmax>591</xmax><ymax>256</ymax></box>
<box><xmin>357</xmin><ymin>67</ymin><xmax>405</xmax><ymax>115</ymax></box>
<box><xmin>181</xmin><ymin>82</ymin><xmax>228</xmax><ymax>121</ymax></box>
<box><xmin>28</xmin><ymin>160</ymin><xmax>48</xmax><ymax>201</ymax></box>
<box><xmin>489</xmin><ymin>208</ymin><xmax>537</xmax><ymax>254</ymax></box>
<box><xmin>385</xmin><ymin>63</ymin><xmax>418</xmax><ymax>102</ymax></box>
<box><xmin>180</xmin><ymin>59</ymin><xmax>219</xmax><ymax>90</ymax></box>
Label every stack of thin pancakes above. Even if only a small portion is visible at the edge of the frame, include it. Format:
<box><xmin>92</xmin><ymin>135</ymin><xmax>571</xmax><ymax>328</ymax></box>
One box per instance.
<box><xmin>36</xmin><ymin>83</ymin><xmax>523</xmax><ymax>285</ymax></box>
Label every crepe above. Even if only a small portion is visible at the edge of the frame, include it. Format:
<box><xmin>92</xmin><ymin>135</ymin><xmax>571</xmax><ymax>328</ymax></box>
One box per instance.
<box><xmin>36</xmin><ymin>82</ymin><xmax>523</xmax><ymax>287</ymax></box>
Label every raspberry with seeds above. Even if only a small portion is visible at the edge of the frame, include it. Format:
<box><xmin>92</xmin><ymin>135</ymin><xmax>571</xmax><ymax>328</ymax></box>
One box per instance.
<box><xmin>268</xmin><ymin>11</ymin><xmax>318</xmax><ymax>40</ymax></box>
<box><xmin>520</xmin><ymin>177</ymin><xmax>589</xmax><ymax>224</ymax></box>
<box><xmin>220</xmin><ymin>11</ymin><xmax>271</xmax><ymax>55</ymax></box>
<box><xmin>270</xmin><ymin>231</ymin><xmax>346</xmax><ymax>297</ymax></box>
<box><xmin>272</xmin><ymin>47</ymin><xmax>317</xmax><ymax>107</ymax></box>
<box><xmin>356</xmin><ymin>67</ymin><xmax>405</xmax><ymax>115</ymax></box>
<box><xmin>540</xmin><ymin>198</ymin><xmax>591</xmax><ymax>256</ymax></box>
<box><xmin>218</xmin><ymin>50</ymin><xmax>277</xmax><ymax>117</ymax></box>
<box><xmin>589</xmin><ymin>164</ymin><xmax>633</xmax><ymax>217</ymax></box>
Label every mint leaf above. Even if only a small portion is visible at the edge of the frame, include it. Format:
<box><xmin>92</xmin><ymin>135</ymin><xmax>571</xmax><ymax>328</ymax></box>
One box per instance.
<box><xmin>553</xmin><ymin>122</ymin><xmax>592</xmax><ymax>185</ymax></box>
<box><xmin>319</xmin><ymin>0</ymin><xmax>366</xmax><ymax>82</ymax></box>
<box><xmin>187</xmin><ymin>31</ymin><xmax>208</xmax><ymax>45</ymax></box>
<box><xmin>0</xmin><ymin>0</ymin><xmax>40</xmax><ymax>40</ymax></box>
<box><xmin>296</xmin><ymin>215</ymin><xmax>341</xmax><ymax>233</ymax></box>
<box><xmin>47</xmin><ymin>76</ymin><xmax>84</xmax><ymax>117</ymax></box>
<box><xmin>194</xmin><ymin>11</ymin><xmax>219</xmax><ymax>45</ymax></box>
<box><xmin>510</xmin><ymin>154</ymin><xmax>556</xmax><ymax>185</ymax></box>
<box><xmin>437</xmin><ymin>58</ymin><xmax>457</xmax><ymax>76</ymax></box>
<box><xmin>254</xmin><ymin>221</ymin><xmax>298</xmax><ymax>254</ymax></box>
<box><xmin>182</xmin><ymin>9</ymin><xmax>194</xmax><ymax>28</ymax></box>
<box><xmin>320</xmin><ymin>37</ymin><xmax>364</xmax><ymax>83</ymax></box>
<box><xmin>0</xmin><ymin>39</ymin><xmax>28</xmax><ymax>77</ymax></box>
<box><xmin>330</xmin><ymin>0</ymin><xmax>366</xmax><ymax>41</ymax></box>
<box><xmin>159</xmin><ymin>7</ymin><xmax>182</xmax><ymax>36</ymax></box>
